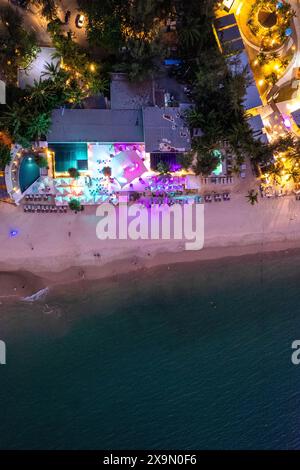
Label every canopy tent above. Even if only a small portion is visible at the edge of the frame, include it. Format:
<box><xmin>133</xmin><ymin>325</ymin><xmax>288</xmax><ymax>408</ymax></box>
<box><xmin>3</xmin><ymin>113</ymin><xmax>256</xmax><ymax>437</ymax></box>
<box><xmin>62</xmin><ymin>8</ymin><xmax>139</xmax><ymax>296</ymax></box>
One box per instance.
<box><xmin>110</xmin><ymin>151</ymin><xmax>147</xmax><ymax>187</ymax></box>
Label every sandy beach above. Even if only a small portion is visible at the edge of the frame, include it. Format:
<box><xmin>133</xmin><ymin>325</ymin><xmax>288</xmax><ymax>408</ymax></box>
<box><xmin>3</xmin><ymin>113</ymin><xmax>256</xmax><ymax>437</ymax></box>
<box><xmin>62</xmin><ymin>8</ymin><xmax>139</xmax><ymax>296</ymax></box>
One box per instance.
<box><xmin>1</xmin><ymin>191</ymin><xmax>300</xmax><ymax>298</ymax></box>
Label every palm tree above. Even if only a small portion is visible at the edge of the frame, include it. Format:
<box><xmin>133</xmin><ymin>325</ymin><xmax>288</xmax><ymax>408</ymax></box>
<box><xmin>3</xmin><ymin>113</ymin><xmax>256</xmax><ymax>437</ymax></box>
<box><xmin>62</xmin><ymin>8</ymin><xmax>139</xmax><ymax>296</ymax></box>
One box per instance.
<box><xmin>69</xmin><ymin>198</ymin><xmax>83</xmax><ymax>212</ymax></box>
<box><xmin>192</xmin><ymin>150</ymin><xmax>220</xmax><ymax>176</ymax></box>
<box><xmin>26</xmin><ymin>79</ymin><xmax>58</xmax><ymax>112</ymax></box>
<box><xmin>268</xmin><ymin>163</ymin><xmax>283</xmax><ymax>185</ymax></box>
<box><xmin>157</xmin><ymin>161</ymin><xmax>170</xmax><ymax>175</ymax></box>
<box><xmin>0</xmin><ymin>103</ymin><xmax>25</xmax><ymax>139</ymax></box>
<box><xmin>0</xmin><ymin>142</ymin><xmax>11</xmax><ymax>170</ymax></box>
<box><xmin>68</xmin><ymin>167</ymin><xmax>80</xmax><ymax>179</ymax></box>
<box><xmin>257</xmin><ymin>52</ymin><xmax>268</xmax><ymax>66</ymax></box>
<box><xmin>34</xmin><ymin>154</ymin><xmax>48</xmax><ymax>168</ymax></box>
<box><xmin>186</xmin><ymin>108</ymin><xmax>203</xmax><ymax>129</ymax></box>
<box><xmin>246</xmin><ymin>189</ymin><xmax>259</xmax><ymax>205</ymax></box>
<box><xmin>41</xmin><ymin>61</ymin><xmax>60</xmax><ymax>80</ymax></box>
<box><xmin>288</xmin><ymin>166</ymin><xmax>300</xmax><ymax>183</ymax></box>
<box><xmin>179</xmin><ymin>17</ymin><xmax>202</xmax><ymax>48</ymax></box>
<box><xmin>26</xmin><ymin>112</ymin><xmax>51</xmax><ymax>141</ymax></box>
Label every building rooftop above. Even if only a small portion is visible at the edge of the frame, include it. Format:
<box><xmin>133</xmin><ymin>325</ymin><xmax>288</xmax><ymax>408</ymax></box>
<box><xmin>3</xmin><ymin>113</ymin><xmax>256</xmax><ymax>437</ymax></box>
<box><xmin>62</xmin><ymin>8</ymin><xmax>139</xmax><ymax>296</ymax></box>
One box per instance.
<box><xmin>48</xmin><ymin>109</ymin><xmax>144</xmax><ymax>143</ymax></box>
<box><xmin>227</xmin><ymin>51</ymin><xmax>262</xmax><ymax>110</ymax></box>
<box><xmin>247</xmin><ymin>115</ymin><xmax>268</xmax><ymax>143</ymax></box>
<box><xmin>143</xmin><ymin>107</ymin><xmax>191</xmax><ymax>153</ymax></box>
<box><xmin>291</xmin><ymin>108</ymin><xmax>300</xmax><ymax>127</ymax></box>
<box><xmin>214</xmin><ymin>13</ymin><xmax>236</xmax><ymax>30</ymax></box>
<box><xmin>110</xmin><ymin>74</ymin><xmax>154</xmax><ymax>110</ymax></box>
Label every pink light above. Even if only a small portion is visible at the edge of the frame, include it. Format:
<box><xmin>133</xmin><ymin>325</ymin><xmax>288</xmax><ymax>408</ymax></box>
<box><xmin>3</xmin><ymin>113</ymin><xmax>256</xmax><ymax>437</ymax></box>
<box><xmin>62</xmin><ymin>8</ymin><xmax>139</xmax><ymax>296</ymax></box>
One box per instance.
<box><xmin>283</xmin><ymin>117</ymin><xmax>291</xmax><ymax>128</ymax></box>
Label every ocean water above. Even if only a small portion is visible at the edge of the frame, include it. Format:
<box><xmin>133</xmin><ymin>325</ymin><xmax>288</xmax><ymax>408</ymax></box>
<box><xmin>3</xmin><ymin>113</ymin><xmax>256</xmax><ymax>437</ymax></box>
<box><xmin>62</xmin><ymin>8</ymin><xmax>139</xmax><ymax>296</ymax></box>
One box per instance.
<box><xmin>0</xmin><ymin>251</ymin><xmax>300</xmax><ymax>450</ymax></box>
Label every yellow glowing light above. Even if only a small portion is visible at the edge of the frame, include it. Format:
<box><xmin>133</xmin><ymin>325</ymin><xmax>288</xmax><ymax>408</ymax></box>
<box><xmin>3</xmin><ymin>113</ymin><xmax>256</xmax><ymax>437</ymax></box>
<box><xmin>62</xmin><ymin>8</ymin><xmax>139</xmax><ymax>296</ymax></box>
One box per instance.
<box><xmin>258</xmin><ymin>79</ymin><xmax>264</xmax><ymax>86</ymax></box>
<box><xmin>236</xmin><ymin>2</ymin><xmax>242</xmax><ymax>16</ymax></box>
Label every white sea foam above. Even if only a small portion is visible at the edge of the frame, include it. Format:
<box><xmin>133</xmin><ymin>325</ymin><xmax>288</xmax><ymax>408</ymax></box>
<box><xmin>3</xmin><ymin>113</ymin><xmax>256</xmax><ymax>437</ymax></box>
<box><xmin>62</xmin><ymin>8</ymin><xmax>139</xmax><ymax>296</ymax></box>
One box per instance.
<box><xmin>21</xmin><ymin>287</ymin><xmax>49</xmax><ymax>302</ymax></box>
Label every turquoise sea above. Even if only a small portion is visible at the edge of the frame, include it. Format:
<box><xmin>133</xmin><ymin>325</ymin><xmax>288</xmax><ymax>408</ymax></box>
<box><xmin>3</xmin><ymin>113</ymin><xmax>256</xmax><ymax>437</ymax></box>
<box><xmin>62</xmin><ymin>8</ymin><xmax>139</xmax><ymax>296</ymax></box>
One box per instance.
<box><xmin>0</xmin><ymin>251</ymin><xmax>300</xmax><ymax>450</ymax></box>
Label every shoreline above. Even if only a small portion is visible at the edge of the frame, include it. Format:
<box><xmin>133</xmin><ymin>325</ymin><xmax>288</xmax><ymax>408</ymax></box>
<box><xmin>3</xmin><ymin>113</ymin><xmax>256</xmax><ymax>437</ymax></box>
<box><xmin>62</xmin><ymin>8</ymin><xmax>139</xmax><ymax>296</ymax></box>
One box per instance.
<box><xmin>1</xmin><ymin>238</ymin><xmax>300</xmax><ymax>301</ymax></box>
<box><xmin>1</xmin><ymin>192</ymin><xmax>300</xmax><ymax>300</ymax></box>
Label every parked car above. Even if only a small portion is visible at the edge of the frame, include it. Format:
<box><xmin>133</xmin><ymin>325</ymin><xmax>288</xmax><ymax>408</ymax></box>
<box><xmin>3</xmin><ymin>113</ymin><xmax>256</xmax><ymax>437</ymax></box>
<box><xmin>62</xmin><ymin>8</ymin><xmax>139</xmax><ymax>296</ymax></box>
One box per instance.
<box><xmin>64</xmin><ymin>10</ymin><xmax>71</xmax><ymax>24</ymax></box>
<box><xmin>75</xmin><ymin>14</ymin><xmax>85</xmax><ymax>29</ymax></box>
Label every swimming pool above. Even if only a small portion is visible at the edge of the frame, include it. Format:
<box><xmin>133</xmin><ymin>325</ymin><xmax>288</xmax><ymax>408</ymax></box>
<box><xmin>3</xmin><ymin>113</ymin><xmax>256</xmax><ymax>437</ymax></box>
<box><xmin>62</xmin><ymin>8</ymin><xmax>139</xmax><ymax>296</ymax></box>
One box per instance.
<box><xmin>19</xmin><ymin>156</ymin><xmax>40</xmax><ymax>193</ymax></box>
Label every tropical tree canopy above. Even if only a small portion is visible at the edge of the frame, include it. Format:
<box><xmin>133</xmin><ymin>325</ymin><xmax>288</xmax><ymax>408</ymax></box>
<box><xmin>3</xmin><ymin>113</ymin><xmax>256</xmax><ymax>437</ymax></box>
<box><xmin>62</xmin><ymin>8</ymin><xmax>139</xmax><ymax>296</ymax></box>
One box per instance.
<box><xmin>0</xmin><ymin>143</ymin><xmax>11</xmax><ymax>170</ymax></box>
<box><xmin>69</xmin><ymin>198</ymin><xmax>83</xmax><ymax>212</ymax></box>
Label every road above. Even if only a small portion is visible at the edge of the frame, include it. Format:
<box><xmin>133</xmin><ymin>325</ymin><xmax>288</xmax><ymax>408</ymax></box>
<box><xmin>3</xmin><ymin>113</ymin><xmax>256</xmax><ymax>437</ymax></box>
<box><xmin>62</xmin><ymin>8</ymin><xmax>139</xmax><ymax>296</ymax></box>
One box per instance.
<box><xmin>0</xmin><ymin>0</ymin><xmax>88</xmax><ymax>48</ymax></box>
